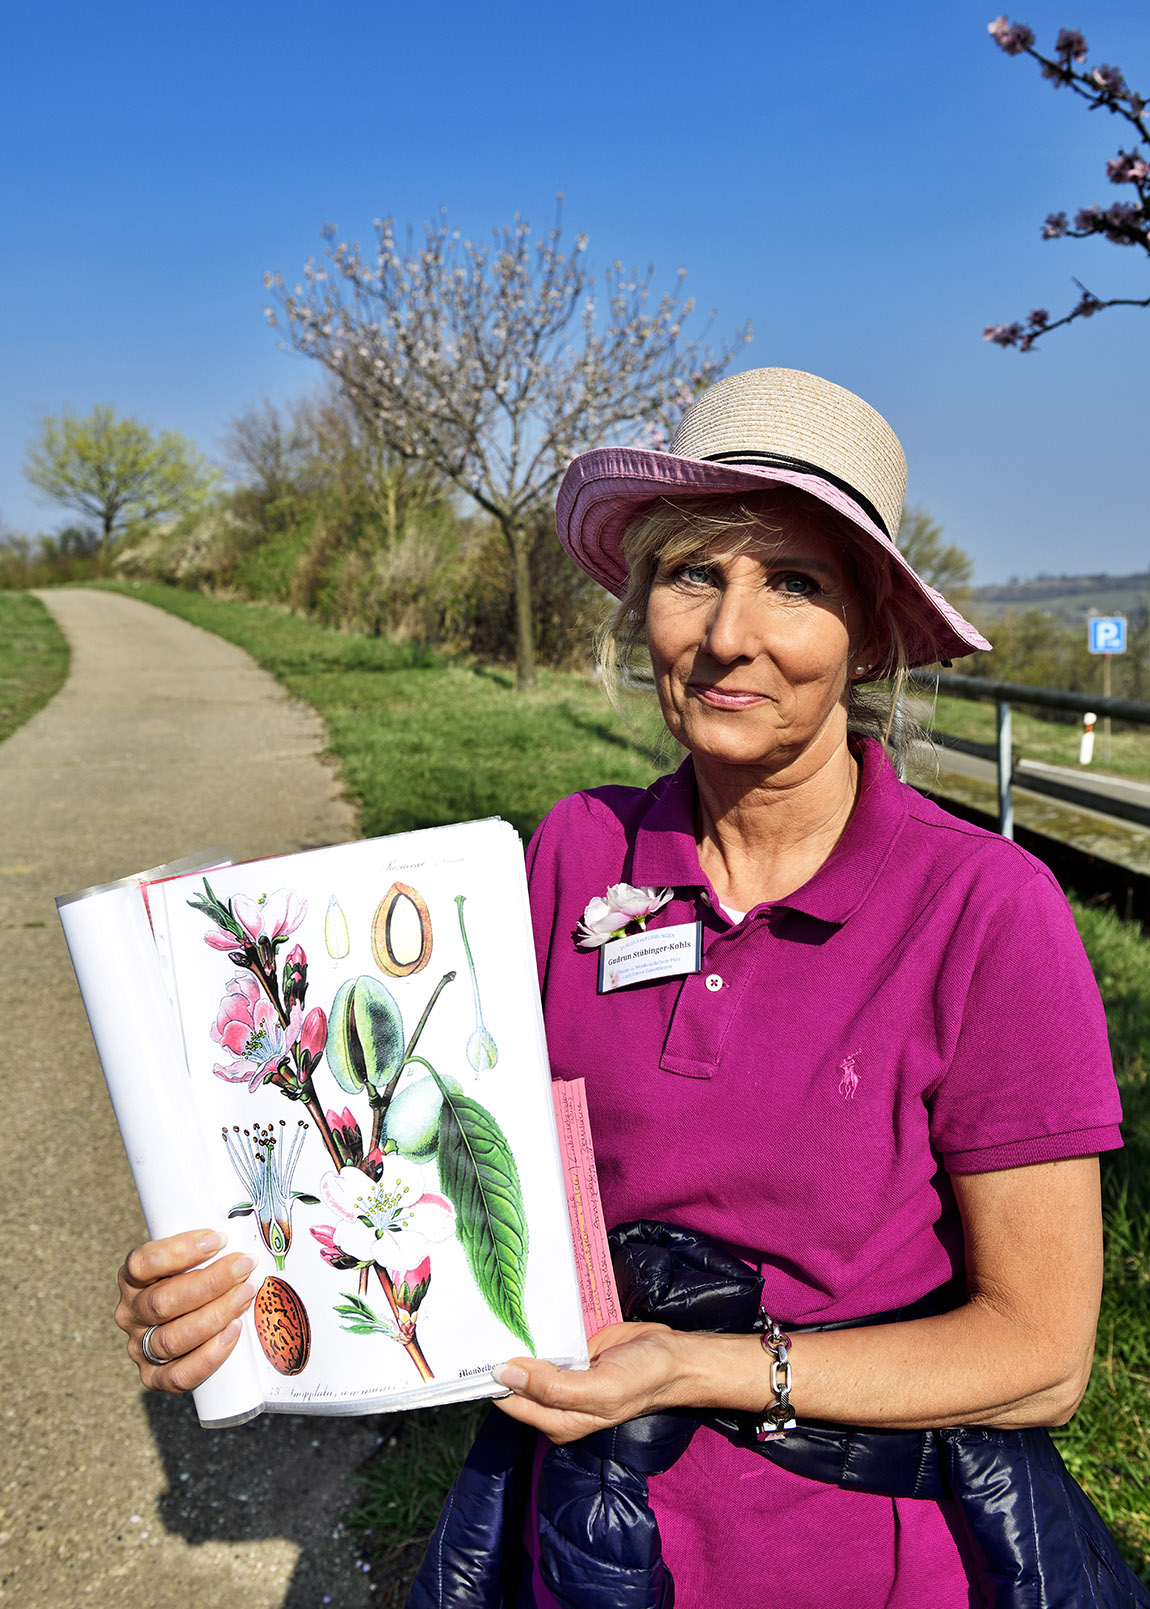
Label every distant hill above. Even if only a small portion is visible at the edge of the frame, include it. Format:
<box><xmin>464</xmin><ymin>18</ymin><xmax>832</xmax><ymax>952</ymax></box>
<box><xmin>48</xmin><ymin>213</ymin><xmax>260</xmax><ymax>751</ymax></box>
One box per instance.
<box><xmin>970</xmin><ymin>571</ymin><xmax>1150</xmax><ymax>623</ymax></box>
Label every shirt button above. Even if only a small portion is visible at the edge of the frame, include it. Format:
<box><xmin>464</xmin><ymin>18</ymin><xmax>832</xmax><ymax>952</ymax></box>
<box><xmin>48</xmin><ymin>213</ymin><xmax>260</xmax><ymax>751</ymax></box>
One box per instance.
<box><xmin>705</xmin><ymin>973</ymin><xmax>723</xmax><ymax>992</ymax></box>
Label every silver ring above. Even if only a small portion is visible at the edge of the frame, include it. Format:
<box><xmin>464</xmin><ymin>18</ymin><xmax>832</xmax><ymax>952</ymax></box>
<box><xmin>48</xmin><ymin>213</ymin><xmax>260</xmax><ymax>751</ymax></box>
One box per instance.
<box><xmin>140</xmin><ymin>1324</ymin><xmax>167</xmax><ymax>1366</ymax></box>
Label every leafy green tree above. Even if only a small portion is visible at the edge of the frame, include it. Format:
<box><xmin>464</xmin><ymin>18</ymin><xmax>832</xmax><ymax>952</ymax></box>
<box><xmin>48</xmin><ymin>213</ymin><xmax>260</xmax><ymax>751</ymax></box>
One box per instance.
<box><xmin>896</xmin><ymin>506</ymin><xmax>974</xmax><ymax>595</ymax></box>
<box><xmin>24</xmin><ymin>406</ymin><xmax>215</xmax><ymax>560</ymax></box>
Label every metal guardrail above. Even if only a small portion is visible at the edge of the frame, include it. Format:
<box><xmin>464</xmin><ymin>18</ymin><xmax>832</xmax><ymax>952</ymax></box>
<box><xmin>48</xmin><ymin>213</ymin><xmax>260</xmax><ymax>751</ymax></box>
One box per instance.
<box><xmin>926</xmin><ymin>673</ymin><xmax>1150</xmax><ymax>839</ymax></box>
<box><xmin>932</xmin><ymin>671</ymin><xmax>1150</xmax><ymax>726</ymax></box>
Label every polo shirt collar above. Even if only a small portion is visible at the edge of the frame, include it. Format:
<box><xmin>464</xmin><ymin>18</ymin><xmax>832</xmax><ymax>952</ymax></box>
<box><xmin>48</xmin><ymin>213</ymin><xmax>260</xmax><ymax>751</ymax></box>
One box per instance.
<box><xmin>628</xmin><ymin>738</ymin><xmax>909</xmax><ymax>927</ymax></box>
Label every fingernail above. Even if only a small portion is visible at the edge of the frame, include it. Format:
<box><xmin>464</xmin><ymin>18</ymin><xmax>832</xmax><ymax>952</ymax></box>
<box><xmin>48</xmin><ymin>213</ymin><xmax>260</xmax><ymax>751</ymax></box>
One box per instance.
<box><xmin>235</xmin><ymin>1280</ymin><xmax>257</xmax><ymax>1307</ymax></box>
<box><xmin>492</xmin><ymin>1364</ymin><xmax>528</xmax><ymax>1391</ymax></box>
<box><xmin>222</xmin><ymin>1318</ymin><xmax>242</xmax><ymax>1343</ymax></box>
<box><xmin>233</xmin><ymin>1255</ymin><xmax>256</xmax><ymax>1278</ymax></box>
<box><xmin>197</xmin><ymin>1230</ymin><xmax>226</xmax><ymax>1253</ymax></box>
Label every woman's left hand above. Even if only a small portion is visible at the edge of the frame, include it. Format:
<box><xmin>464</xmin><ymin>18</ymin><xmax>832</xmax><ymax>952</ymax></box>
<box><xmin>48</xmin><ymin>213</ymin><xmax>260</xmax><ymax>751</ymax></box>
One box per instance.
<box><xmin>491</xmin><ymin>1320</ymin><xmax>696</xmax><ymax>1444</ymax></box>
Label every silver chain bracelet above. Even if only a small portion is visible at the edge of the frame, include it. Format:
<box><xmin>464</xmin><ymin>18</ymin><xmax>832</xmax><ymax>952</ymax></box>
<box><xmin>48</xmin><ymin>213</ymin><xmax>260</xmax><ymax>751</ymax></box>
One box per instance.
<box><xmin>755</xmin><ymin>1312</ymin><xmax>796</xmax><ymax>1442</ymax></box>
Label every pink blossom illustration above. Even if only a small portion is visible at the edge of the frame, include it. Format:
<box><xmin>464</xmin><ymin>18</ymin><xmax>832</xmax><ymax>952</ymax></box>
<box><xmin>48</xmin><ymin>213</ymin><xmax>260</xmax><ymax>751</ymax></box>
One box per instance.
<box><xmin>319</xmin><ymin>1161</ymin><xmax>456</xmax><ymax>1275</ymax></box>
<box><xmin>202</xmin><ymin>888</ymin><xmax>307</xmax><ymax>951</ymax></box>
<box><xmin>212</xmin><ymin>975</ymin><xmax>303</xmax><ymax>1090</ymax></box>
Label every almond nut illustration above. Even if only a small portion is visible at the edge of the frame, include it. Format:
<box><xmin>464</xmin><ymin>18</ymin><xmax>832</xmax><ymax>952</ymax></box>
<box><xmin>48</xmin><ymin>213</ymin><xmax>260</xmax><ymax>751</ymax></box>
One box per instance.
<box><xmin>253</xmin><ymin>1275</ymin><xmax>311</xmax><ymax>1376</ymax></box>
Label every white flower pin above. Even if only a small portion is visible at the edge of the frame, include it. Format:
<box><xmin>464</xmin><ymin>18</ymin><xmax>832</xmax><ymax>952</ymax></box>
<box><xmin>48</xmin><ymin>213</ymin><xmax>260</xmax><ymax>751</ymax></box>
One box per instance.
<box><xmin>576</xmin><ymin>883</ymin><xmax>673</xmax><ymax>949</ymax></box>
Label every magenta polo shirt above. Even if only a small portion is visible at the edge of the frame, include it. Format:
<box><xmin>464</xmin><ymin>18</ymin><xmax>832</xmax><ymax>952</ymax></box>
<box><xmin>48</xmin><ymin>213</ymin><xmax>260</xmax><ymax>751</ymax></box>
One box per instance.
<box><xmin>525</xmin><ymin>737</ymin><xmax>1122</xmax><ymax>1609</ymax></box>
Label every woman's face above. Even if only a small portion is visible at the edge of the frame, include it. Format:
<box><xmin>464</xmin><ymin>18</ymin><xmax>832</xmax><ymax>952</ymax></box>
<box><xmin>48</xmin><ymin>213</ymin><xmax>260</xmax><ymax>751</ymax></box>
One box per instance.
<box><xmin>645</xmin><ymin>510</ymin><xmax>869</xmax><ymax>775</ymax></box>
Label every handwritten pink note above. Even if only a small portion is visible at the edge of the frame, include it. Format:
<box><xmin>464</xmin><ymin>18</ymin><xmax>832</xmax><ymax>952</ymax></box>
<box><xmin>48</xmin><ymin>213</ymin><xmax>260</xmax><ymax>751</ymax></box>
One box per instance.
<box><xmin>552</xmin><ymin>1078</ymin><xmax>622</xmax><ymax>1339</ymax></box>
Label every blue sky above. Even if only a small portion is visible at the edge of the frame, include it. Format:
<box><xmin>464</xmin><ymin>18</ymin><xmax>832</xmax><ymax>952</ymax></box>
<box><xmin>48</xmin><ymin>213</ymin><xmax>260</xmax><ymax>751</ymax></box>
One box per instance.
<box><xmin>3</xmin><ymin>0</ymin><xmax>1148</xmax><ymax>583</ymax></box>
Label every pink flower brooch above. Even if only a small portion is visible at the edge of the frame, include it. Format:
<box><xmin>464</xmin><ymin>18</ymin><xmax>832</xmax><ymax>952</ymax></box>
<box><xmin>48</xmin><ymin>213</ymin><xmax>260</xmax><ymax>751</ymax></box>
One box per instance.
<box><xmin>576</xmin><ymin>883</ymin><xmax>673</xmax><ymax>949</ymax></box>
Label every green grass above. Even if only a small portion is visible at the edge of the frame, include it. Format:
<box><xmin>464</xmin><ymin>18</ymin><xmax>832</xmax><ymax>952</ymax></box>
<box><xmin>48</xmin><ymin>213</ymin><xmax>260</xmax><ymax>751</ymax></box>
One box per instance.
<box><xmin>348</xmin><ymin>1401</ymin><xmax>489</xmax><ymax>1606</ymax></box>
<box><xmin>0</xmin><ymin>591</ymin><xmax>70</xmax><ymax>744</ymax></box>
<box><xmin>922</xmin><ymin>691</ymin><xmax>1150</xmax><ymax>781</ymax></box>
<box><xmin>1058</xmin><ymin>900</ymin><xmax>1150</xmax><ymax>1573</ymax></box>
<box><xmin>82</xmin><ymin>583</ymin><xmax>1150</xmax><ymax>1587</ymax></box>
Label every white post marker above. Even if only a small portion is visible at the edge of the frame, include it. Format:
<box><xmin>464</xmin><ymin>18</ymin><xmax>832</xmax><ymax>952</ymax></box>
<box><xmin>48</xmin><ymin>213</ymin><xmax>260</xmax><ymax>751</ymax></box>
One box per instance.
<box><xmin>1087</xmin><ymin>617</ymin><xmax>1126</xmax><ymax>764</ymax></box>
<box><xmin>1079</xmin><ymin>713</ymin><xmax>1097</xmax><ymax>766</ymax></box>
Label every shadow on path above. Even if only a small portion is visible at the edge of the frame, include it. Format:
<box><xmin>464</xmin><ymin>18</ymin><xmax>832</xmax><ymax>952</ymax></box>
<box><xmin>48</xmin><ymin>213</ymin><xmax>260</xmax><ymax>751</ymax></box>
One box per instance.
<box><xmin>145</xmin><ymin>1394</ymin><xmax>389</xmax><ymax>1605</ymax></box>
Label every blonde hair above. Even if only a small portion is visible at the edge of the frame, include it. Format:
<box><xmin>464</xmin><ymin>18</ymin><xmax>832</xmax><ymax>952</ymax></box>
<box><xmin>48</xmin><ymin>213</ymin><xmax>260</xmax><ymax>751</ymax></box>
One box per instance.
<box><xmin>594</xmin><ymin>488</ymin><xmax>918</xmax><ymax>772</ymax></box>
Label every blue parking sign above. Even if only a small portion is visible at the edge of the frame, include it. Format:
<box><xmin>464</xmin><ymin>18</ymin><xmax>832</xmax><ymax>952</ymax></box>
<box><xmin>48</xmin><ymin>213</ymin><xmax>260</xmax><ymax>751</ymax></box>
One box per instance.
<box><xmin>1088</xmin><ymin>617</ymin><xmax>1127</xmax><ymax>654</ymax></box>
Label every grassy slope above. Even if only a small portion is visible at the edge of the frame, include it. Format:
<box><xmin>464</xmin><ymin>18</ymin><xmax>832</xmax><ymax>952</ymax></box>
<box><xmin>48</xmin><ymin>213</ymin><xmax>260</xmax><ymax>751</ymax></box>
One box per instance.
<box><xmin>94</xmin><ymin>583</ymin><xmax>1150</xmax><ymax>1590</ymax></box>
<box><xmin>1059</xmin><ymin>901</ymin><xmax>1150</xmax><ymax>1567</ymax></box>
<box><xmin>0</xmin><ymin>592</ymin><xmax>70</xmax><ymax>745</ymax></box>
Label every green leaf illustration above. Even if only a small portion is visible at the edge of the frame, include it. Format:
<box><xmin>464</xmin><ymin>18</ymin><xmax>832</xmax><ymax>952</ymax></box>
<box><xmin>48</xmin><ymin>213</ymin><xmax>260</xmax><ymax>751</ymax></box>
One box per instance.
<box><xmin>432</xmin><ymin>1073</ymin><xmax>534</xmax><ymax>1353</ymax></box>
<box><xmin>333</xmin><ymin>1294</ymin><xmax>397</xmax><ymax>1339</ymax></box>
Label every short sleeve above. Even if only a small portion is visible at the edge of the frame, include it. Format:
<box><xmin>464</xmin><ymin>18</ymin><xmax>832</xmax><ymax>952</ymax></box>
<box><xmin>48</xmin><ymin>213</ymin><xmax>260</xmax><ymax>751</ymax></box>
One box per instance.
<box><xmin>928</xmin><ymin>866</ymin><xmax>1123</xmax><ymax>1173</ymax></box>
<box><xmin>525</xmin><ymin>807</ymin><xmax>563</xmax><ymax>991</ymax></box>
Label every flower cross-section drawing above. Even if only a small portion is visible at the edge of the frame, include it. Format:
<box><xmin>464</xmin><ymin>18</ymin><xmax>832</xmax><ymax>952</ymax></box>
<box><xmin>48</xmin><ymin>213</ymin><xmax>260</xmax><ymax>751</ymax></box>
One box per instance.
<box><xmin>212</xmin><ymin>975</ymin><xmax>302</xmax><ymax>1089</ymax></box>
<box><xmin>319</xmin><ymin>1161</ymin><xmax>456</xmax><ymax>1275</ymax></box>
<box><xmin>222</xmin><ymin>1118</ymin><xmax>312</xmax><ymax>1268</ymax></box>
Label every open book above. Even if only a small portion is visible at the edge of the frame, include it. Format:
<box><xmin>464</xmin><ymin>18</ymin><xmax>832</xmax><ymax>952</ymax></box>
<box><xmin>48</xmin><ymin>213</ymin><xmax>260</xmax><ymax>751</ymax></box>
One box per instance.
<box><xmin>58</xmin><ymin>820</ymin><xmax>612</xmax><ymax>1428</ymax></box>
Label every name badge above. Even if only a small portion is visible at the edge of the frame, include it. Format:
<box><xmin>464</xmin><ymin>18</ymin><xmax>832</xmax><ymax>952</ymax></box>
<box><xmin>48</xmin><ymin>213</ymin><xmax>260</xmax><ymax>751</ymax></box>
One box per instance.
<box><xmin>596</xmin><ymin>921</ymin><xmax>703</xmax><ymax>994</ymax></box>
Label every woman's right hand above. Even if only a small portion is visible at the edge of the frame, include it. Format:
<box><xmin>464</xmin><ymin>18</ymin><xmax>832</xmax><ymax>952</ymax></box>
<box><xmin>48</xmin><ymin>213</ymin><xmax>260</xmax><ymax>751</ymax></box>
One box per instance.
<box><xmin>114</xmin><ymin>1229</ymin><xmax>257</xmax><ymax>1394</ymax></box>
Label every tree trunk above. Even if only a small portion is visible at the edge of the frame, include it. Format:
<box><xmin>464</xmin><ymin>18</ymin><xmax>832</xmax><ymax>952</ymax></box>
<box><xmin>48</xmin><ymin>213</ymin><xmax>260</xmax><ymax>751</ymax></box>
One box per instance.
<box><xmin>503</xmin><ymin>519</ymin><xmax>537</xmax><ymax>691</ymax></box>
<box><xmin>100</xmin><ymin>511</ymin><xmax>115</xmax><ymax>576</ymax></box>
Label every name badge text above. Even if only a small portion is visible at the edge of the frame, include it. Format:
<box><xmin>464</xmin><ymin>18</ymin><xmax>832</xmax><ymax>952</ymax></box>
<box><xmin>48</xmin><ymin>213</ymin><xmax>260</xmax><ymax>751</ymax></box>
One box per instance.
<box><xmin>596</xmin><ymin>922</ymin><xmax>703</xmax><ymax>994</ymax></box>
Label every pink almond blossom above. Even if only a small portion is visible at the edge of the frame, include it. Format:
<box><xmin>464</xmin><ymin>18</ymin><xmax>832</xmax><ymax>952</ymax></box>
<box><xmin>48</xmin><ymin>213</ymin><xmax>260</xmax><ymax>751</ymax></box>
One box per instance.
<box><xmin>203</xmin><ymin>888</ymin><xmax>307</xmax><ymax>951</ymax></box>
<box><xmin>576</xmin><ymin>883</ymin><xmax>673</xmax><ymax>948</ymax></box>
<box><xmin>298</xmin><ymin>1007</ymin><xmax>328</xmax><ymax>1075</ymax></box>
<box><xmin>311</xmin><ymin>1222</ymin><xmax>359</xmax><ymax>1271</ymax></box>
<box><xmin>319</xmin><ymin>1162</ymin><xmax>456</xmax><ymax>1274</ymax></box>
<box><xmin>211</xmin><ymin>975</ymin><xmax>302</xmax><ymax>1090</ymax></box>
<box><xmin>393</xmin><ymin>1256</ymin><xmax>432</xmax><ymax>1320</ymax></box>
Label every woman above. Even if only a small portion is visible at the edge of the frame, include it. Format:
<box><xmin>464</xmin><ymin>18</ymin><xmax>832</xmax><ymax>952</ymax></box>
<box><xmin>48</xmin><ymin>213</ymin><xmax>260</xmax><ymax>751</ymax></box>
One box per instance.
<box><xmin>116</xmin><ymin>368</ymin><xmax>1125</xmax><ymax>1607</ymax></box>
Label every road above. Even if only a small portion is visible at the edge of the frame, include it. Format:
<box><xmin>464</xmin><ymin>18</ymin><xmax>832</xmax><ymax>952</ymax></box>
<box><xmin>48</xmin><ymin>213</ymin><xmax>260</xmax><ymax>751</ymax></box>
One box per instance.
<box><xmin>1</xmin><ymin>589</ymin><xmax>384</xmax><ymax>1609</ymax></box>
<box><xmin>930</xmin><ymin>744</ymin><xmax>1150</xmax><ymax>823</ymax></box>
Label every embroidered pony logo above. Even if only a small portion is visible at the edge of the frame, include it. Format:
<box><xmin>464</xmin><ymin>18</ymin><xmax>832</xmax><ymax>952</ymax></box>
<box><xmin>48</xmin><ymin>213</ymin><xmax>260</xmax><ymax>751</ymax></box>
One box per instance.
<box><xmin>837</xmin><ymin>1051</ymin><xmax>861</xmax><ymax>1101</ymax></box>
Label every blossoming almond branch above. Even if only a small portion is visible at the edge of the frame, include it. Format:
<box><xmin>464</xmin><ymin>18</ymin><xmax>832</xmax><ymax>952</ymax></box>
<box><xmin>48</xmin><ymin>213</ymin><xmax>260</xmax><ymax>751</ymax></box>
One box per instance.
<box><xmin>189</xmin><ymin>877</ymin><xmax>534</xmax><ymax>1387</ymax></box>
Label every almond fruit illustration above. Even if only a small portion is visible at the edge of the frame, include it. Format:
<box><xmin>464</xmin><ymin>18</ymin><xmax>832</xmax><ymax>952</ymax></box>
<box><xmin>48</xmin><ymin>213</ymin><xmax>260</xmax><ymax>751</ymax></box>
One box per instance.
<box><xmin>372</xmin><ymin>882</ymin><xmax>433</xmax><ymax>976</ymax></box>
<box><xmin>253</xmin><ymin>1275</ymin><xmax>311</xmax><ymax>1376</ymax></box>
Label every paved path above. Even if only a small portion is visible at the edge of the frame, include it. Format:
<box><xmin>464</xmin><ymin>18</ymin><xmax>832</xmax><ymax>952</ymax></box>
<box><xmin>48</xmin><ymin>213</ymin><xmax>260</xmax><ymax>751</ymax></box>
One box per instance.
<box><xmin>1</xmin><ymin>590</ymin><xmax>382</xmax><ymax>1608</ymax></box>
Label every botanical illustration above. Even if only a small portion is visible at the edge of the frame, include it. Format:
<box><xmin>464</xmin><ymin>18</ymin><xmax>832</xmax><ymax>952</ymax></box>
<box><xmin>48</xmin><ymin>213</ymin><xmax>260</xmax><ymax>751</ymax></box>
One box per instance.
<box><xmin>456</xmin><ymin>895</ymin><xmax>497</xmax><ymax>1071</ymax></box>
<box><xmin>372</xmin><ymin>882</ymin><xmax>433</xmax><ymax>976</ymax></box>
<box><xmin>187</xmin><ymin>875</ymin><xmax>534</xmax><ymax>1386</ymax></box>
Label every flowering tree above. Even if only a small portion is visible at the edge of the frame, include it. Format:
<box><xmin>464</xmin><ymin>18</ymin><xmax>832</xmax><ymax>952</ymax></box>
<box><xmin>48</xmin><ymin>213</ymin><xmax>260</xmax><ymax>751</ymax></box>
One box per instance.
<box><xmin>984</xmin><ymin>19</ymin><xmax>1149</xmax><ymax>350</ymax></box>
<box><xmin>265</xmin><ymin>206</ymin><xmax>751</xmax><ymax>688</ymax></box>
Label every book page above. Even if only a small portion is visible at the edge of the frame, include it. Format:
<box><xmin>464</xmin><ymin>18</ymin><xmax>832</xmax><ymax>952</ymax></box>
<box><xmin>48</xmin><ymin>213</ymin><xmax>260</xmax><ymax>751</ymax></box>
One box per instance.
<box><xmin>57</xmin><ymin>864</ymin><xmax>266</xmax><ymax>1427</ymax></box>
<box><xmin>147</xmin><ymin>818</ymin><xmax>588</xmax><ymax>1422</ymax></box>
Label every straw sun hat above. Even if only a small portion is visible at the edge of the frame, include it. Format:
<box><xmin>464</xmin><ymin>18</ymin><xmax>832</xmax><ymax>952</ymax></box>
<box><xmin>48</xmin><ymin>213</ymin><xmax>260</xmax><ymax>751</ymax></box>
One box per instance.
<box><xmin>556</xmin><ymin>367</ymin><xmax>990</xmax><ymax>672</ymax></box>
